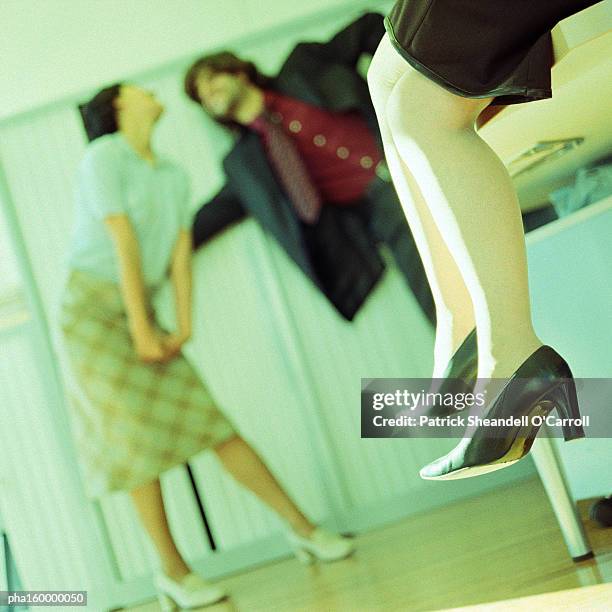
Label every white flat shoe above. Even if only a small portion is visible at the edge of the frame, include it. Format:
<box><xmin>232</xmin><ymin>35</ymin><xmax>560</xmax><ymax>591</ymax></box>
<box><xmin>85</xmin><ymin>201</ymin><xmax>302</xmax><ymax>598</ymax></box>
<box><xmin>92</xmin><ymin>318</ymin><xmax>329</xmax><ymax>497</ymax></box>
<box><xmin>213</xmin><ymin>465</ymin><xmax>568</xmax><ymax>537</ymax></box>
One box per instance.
<box><xmin>154</xmin><ymin>570</ymin><xmax>227</xmax><ymax>610</ymax></box>
<box><xmin>287</xmin><ymin>526</ymin><xmax>355</xmax><ymax>564</ymax></box>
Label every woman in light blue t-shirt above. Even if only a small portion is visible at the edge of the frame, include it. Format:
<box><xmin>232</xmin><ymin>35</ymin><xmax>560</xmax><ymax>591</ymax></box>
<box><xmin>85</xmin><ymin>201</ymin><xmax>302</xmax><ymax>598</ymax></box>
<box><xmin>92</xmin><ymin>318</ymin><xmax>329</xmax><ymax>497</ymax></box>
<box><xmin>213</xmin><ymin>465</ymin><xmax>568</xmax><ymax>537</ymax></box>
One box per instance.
<box><xmin>68</xmin><ymin>128</ymin><xmax>193</xmax><ymax>288</ymax></box>
<box><xmin>59</xmin><ymin>83</ymin><xmax>353</xmax><ymax>609</ymax></box>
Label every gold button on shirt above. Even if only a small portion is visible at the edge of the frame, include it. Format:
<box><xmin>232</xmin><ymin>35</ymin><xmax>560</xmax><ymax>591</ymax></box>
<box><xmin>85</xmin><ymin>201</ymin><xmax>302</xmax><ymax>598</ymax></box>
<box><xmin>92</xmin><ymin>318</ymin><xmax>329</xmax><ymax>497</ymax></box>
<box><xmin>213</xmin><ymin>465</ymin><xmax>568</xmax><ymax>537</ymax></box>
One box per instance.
<box><xmin>336</xmin><ymin>146</ymin><xmax>350</xmax><ymax>159</ymax></box>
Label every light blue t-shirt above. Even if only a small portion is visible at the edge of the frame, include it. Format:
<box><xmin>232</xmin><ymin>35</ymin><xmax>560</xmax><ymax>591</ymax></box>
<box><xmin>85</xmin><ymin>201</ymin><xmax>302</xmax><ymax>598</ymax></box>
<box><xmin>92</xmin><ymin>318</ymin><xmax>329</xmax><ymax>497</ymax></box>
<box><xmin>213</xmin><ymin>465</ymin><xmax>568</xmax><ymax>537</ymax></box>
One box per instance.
<box><xmin>67</xmin><ymin>132</ymin><xmax>192</xmax><ymax>287</ymax></box>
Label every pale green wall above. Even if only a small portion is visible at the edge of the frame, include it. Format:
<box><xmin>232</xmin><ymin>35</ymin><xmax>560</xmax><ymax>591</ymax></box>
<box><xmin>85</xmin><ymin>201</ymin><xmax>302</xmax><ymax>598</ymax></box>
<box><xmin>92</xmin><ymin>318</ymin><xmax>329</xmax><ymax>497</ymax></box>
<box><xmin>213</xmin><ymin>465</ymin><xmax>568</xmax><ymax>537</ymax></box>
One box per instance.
<box><xmin>0</xmin><ymin>0</ymin><xmax>391</xmax><ymax>121</ymax></box>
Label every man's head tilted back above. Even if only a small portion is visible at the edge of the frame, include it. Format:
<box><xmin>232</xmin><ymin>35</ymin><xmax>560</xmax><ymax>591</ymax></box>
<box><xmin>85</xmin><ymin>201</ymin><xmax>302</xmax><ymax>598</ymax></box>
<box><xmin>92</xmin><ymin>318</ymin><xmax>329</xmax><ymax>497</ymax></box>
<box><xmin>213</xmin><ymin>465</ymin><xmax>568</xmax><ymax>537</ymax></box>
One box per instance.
<box><xmin>184</xmin><ymin>51</ymin><xmax>271</xmax><ymax>130</ymax></box>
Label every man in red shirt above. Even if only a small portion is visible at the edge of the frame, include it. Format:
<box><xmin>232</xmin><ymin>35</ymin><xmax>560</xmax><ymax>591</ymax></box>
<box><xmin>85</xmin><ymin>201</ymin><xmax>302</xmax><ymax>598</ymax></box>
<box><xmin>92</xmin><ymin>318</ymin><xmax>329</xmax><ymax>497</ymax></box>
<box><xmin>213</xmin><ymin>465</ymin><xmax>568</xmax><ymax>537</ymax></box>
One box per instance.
<box><xmin>184</xmin><ymin>12</ymin><xmax>435</xmax><ymax>324</ymax></box>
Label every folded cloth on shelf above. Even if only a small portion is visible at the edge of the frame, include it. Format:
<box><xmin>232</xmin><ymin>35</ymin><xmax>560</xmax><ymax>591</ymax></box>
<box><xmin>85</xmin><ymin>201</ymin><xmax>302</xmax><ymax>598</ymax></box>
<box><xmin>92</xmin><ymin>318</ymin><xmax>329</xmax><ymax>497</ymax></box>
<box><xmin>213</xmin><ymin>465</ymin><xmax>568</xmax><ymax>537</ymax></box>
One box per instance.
<box><xmin>549</xmin><ymin>158</ymin><xmax>612</xmax><ymax>217</ymax></box>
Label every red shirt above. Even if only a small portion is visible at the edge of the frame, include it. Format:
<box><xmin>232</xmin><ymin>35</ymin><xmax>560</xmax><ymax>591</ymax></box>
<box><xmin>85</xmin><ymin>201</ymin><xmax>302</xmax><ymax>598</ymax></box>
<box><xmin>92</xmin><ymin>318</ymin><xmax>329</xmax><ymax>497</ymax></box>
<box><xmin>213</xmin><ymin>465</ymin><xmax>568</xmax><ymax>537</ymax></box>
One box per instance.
<box><xmin>250</xmin><ymin>90</ymin><xmax>382</xmax><ymax>205</ymax></box>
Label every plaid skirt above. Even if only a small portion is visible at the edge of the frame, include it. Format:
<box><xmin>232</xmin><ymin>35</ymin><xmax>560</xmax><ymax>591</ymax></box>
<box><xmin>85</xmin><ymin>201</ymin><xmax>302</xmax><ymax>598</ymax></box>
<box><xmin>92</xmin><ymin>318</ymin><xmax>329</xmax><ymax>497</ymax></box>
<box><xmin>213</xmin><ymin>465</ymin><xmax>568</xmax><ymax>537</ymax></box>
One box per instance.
<box><xmin>58</xmin><ymin>269</ymin><xmax>237</xmax><ymax>499</ymax></box>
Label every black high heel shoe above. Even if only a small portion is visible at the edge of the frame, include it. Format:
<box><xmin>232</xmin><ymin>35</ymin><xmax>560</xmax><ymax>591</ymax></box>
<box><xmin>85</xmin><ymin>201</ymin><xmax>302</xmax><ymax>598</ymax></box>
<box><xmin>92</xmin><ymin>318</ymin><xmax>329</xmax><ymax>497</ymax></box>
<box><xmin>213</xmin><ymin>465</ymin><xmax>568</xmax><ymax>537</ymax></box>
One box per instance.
<box><xmin>419</xmin><ymin>345</ymin><xmax>586</xmax><ymax>480</ymax></box>
<box><xmin>426</xmin><ymin>327</ymin><xmax>478</xmax><ymax>417</ymax></box>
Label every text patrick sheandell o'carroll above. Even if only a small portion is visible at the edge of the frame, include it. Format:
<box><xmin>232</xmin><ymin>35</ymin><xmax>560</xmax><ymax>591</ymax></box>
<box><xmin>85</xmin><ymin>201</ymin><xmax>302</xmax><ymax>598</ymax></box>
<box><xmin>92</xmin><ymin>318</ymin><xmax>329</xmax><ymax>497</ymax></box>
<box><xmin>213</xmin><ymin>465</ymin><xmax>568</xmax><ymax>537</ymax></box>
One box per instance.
<box><xmin>360</xmin><ymin>379</ymin><xmax>592</xmax><ymax>439</ymax></box>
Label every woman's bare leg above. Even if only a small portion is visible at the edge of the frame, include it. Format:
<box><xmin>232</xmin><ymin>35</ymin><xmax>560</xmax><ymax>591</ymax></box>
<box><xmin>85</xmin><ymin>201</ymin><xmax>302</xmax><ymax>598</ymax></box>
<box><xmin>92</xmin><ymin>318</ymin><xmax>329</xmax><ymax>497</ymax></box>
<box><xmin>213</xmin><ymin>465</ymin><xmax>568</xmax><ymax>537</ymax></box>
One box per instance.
<box><xmin>129</xmin><ymin>435</ymin><xmax>315</xmax><ymax>581</ymax></box>
<box><xmin>129</xmin><ymin>477</ymin><xmax>191</xmax><ymax>580</ymax></box>
<box><xmin>368</xmin><ymin>34</ymin><xmax>475</xmax><ymax>377</ymax></box>
<box><xmin>213</xmin><ymin>435</ymin><xmax>314</xmax><ymax>537</ymax></box>
<box><xmin>382</xmin><ymin>50</ymin><xmax>543</xmax><ymax>380</ymax></box>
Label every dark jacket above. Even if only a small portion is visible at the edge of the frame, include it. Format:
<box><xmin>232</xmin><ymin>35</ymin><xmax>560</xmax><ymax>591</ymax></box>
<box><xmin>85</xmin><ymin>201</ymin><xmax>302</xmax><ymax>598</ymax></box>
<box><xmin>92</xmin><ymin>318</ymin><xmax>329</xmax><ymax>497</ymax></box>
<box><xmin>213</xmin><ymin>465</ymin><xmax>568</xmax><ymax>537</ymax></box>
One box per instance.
<box><xmin>193</xmin><ymin>12</ymin><xmax>425</xmax><ymax>321</ymax></box>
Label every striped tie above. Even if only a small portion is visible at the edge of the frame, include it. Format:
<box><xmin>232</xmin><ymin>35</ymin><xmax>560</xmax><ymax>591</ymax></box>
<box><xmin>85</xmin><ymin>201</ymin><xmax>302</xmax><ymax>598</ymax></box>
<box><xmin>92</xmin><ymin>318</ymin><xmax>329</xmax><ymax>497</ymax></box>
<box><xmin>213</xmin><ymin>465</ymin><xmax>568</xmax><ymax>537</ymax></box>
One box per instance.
<box><xmin>251</xmin><ymin>112</ymin><xmax>322</xmax><ymax>224</ymax></box>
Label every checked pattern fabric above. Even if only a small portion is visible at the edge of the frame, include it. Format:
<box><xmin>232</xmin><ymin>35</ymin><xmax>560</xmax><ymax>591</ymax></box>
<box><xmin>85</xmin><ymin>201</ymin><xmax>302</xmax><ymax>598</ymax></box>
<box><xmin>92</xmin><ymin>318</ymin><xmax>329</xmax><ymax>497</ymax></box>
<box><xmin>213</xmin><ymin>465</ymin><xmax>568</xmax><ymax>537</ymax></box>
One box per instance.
<box><xmin>58</xmin><ymin>269</ymin><xmax>237</xmax><ymax>499</ymax></box>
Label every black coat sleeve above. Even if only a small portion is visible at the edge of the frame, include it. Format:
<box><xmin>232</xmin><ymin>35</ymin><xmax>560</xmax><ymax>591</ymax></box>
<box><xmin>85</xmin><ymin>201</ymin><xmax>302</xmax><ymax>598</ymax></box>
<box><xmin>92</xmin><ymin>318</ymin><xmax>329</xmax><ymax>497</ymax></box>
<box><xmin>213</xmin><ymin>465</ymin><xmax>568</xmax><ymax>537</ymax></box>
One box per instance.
<box><xmin>293</xmin><ymin>11</ymin><xmax>385</xmax><ymax>67</ymax></box>
<box><xmin>192</xmin><ymin>183</ymin><xmax>247</xmax><ymax>249</ymax></box>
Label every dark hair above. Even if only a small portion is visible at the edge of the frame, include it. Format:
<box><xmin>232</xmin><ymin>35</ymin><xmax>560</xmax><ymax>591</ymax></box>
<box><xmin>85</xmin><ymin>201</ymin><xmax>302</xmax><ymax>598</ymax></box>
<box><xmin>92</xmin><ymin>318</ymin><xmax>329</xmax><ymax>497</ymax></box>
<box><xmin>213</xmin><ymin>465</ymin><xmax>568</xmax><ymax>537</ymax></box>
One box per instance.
<box><xmin>78</xmin><ymin>83</ymin><xmax>122</xmax><ymax>142</ymax></box>
<box><xmin>183</xmin><ymin>51</ymin><xmax>273</xmax><ymax>131</ymax></box>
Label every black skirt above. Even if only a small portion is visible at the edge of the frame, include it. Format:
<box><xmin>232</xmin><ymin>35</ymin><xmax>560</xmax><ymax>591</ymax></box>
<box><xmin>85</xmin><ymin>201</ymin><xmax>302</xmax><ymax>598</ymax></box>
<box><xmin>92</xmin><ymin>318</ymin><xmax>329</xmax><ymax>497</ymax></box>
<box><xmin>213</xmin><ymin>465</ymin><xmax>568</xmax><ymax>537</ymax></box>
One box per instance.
<box><xmin>385</xmin><ymin>0</ymin><xmax>602</xmax><ymax>105</ymax></box>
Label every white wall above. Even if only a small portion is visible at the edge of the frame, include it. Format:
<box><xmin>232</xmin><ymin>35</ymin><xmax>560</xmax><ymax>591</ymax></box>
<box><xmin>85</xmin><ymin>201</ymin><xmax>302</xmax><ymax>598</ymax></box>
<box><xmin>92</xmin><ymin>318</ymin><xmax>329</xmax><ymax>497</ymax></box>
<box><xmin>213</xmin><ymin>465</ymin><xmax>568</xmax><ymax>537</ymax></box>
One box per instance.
<box><xmin>0</xmin><ymin>0</ymin><xmax>358</xmax><ymax>121</ymax></box>
<box><xmin>0</xmin><ymin>208</ymin><xmax>20</xmax><ymax>293</ymax></box>
<box><xmin>2</xmin><ymin>0</ymin><xmax>609</xmax><ymax>123</ymax></box>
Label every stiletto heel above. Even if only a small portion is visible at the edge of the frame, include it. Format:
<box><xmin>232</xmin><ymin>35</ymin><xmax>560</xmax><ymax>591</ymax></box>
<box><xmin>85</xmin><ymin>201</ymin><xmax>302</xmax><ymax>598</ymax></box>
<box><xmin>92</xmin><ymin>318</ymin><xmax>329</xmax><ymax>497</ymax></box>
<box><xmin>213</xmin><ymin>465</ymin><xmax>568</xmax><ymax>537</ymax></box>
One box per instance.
<box><xmin>419</xmin><ymin>345</ymin><xmax>586</xmax><ymax>480</ymax></box>
<box><xmin>547</xmin><ymin>379</ymin><xmax>585</xmax><ymax>441</ymax></box>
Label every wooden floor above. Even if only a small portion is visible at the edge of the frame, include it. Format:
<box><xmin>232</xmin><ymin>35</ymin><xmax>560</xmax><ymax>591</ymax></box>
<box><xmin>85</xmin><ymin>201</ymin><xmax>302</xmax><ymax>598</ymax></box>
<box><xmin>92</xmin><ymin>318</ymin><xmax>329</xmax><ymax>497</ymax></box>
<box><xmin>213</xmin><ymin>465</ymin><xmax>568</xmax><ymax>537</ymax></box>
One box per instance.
<box><xmin>123</xmin><ymin>477</ymin><xmax>612</xmax><ymax>611</ymax></box>
<box><xmin>447</xmin><ymin>582</ymin><xmax>612</xmax><ymax>610</ymax></box>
